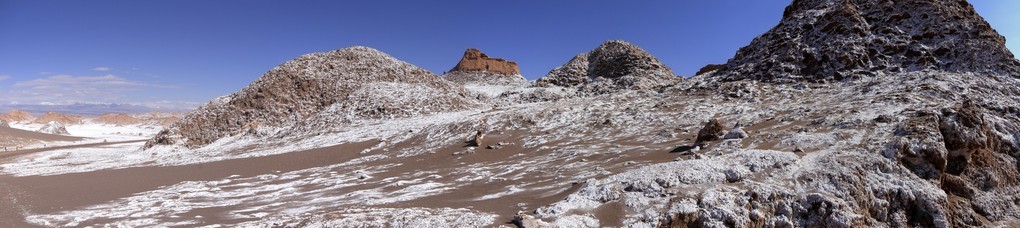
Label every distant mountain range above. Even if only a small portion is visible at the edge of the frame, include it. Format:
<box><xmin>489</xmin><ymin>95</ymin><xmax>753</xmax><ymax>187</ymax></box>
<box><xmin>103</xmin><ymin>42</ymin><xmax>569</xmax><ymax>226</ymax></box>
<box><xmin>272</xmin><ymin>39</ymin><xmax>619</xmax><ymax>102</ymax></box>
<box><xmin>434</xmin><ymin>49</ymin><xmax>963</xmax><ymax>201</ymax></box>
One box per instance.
<box><xmin>0</xmin><ymin>103</ymin><xmax>193</xmax><ymax>117</ymax></box>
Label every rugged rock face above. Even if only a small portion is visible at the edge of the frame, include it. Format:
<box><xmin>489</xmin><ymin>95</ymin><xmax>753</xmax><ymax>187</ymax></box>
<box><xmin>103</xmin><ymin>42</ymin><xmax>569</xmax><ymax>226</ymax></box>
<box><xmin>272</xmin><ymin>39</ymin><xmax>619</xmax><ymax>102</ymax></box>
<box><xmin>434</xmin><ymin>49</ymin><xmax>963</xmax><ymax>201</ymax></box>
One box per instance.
<box><xmin>889</xmin><ymin>101</ymin><xmax>1020</xmax><ymax>227</ymax></box>
<box><xmin>531</xmin><ymin>1</ymin><xmax>1020</xmax><ymax>227</ymax></box>
<box><xmin>0</xmin><ymin>110</ymin><xmax>35</xmax><ymax>123</ymax></box>
<box><xmin>527</xmin><ymin>72</ymin><xmax>1020</xmax><ymax>227</ymax></box>
<box><xmin>716</xmin><ymin>0</ymin><xmax>1020</xmax><ymax>82</ymax></box>
<box><xmin>537</xmin><ymin>53</ymin><xmax>589</xmax><ymax>87</ymax></box>
<box><xmin>443</xmin><ymin>49</ymin><xmax>527</xmax><ymax>85</ymax></box>
<box><xmin>33</xmin><ymin>112</ymin><xmax>83</xmax><ymax>125</ymax></box>
<box><xmin>37</xmin><ymin>121</ymin><xmax>70</xmax><ymax>135</ymax></box>
<box><xmin>92</xmin><ymin>114</ymin><xmax>143</xmax><ymax>126</ymax></box>
<box><xmin>537</xmin><ymin>40</ymin><xmax>679</xmax><ymax>92</ymax></box>
<box><xmin>146</xmin><ymin>46</ymin><xmax>475</xmax><ymax>149</ymax></box>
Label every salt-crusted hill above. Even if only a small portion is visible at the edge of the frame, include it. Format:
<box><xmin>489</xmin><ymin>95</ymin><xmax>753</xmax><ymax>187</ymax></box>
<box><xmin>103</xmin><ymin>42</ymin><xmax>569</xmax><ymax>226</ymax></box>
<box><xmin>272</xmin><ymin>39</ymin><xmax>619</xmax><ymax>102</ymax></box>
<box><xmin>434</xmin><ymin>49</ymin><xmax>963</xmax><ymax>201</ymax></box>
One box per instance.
<box><xmin>146</xmin><ymin>46</ymin><xmax>475</xmax><ymax>149</ymax></box>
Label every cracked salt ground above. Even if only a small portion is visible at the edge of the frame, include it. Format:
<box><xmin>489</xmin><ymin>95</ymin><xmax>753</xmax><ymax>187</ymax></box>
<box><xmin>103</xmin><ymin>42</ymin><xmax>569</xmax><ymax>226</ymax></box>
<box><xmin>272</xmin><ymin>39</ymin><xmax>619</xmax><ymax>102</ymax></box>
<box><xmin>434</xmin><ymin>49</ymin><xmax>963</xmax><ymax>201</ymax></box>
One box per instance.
<box><xmin>19</xmin><ymin>124</ymin><xmax>682</xmax><ymax>226</ymax></box>
<box><xmin>15</xmin><ymin>70</ymin><xmax>1011</xmax><ymax>227</ymax></box>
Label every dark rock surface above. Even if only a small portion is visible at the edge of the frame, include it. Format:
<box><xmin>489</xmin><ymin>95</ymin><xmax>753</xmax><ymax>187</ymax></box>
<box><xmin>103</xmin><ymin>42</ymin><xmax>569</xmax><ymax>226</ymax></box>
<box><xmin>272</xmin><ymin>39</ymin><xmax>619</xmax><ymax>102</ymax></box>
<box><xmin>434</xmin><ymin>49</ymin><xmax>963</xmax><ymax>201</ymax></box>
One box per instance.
<box><xmin>697</xmin><ymin>118</ymin><xmax>726</xmax><ymax>142</ymax></box>
<box><xmin>695</xmin><ymin>64</ymin><xmax>726</xmax><ymax>76</ymax></box>
<box><xmin>716</xmin><ymin>0</ymin><xmax>1020</xmax><ymax>82</ymax></box>
<box><xmin>537</xmin><ymin>40</ymin><xmax>679</xmax><ymax>92</ymax></box>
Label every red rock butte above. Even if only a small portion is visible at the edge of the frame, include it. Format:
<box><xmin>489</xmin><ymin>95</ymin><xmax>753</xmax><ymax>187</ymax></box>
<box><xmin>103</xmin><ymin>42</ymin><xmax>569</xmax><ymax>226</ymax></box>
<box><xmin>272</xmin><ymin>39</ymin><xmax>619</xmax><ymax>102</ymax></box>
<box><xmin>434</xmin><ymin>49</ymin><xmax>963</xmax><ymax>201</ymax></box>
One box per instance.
<box><xmin>449</xmin><ymin>48</ymin><xmax>521</xmax><ymax>75</ymax></box>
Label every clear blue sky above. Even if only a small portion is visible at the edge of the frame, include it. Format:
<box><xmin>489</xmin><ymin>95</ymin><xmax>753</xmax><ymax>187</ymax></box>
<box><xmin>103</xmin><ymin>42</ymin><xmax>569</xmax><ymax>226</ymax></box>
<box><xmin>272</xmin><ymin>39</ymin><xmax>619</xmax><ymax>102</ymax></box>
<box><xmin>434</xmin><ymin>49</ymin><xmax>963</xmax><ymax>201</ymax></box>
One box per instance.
<box><xmin>0</xmin><ymin>0</ymin><xmax>1017</xmax><ymax>108</ymax></box>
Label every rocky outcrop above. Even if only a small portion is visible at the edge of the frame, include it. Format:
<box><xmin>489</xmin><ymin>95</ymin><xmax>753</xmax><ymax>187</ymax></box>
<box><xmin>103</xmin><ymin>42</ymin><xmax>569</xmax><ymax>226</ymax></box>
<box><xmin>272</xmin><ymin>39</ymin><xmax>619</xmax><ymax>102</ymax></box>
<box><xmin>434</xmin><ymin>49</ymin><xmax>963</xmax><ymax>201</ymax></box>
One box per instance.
<box><xmin>512</xmin><ymin>211</ymin><xmax>545</xmax><ymax>228</ymax></box>
<box><xmin>888</xmin><ymin>101</ymin><xmax>1020</xmax><ymax>227</ymax></box>
<box><xmin>91</xmin><ymin>113</ymin><xmax>143</xmax><ymax>126</ymax></box>
<box><xmin>536</xmin><ymin>53</ymin><xmax>589</xmax><ymax>87</ymax></box>
<box><xmin>0</xmin><ymin>119</ymin><xmax>8</xmax><ymax>128</ymax></box>
<box><xmin>716</xmin><ymin>0</ymin><xmax>1020</xmax><ymax>82</ymax></box>
<box><xmin>146</xmin><ymin>46</ymin><xmax>474</xmax><ymax>149</ymax></box>
<box><xmin>695</xmin><ymin>64</ymin><xmax>726</xmax><ymax>76</ymax></box>
<box><xmin>444</xmin><ymin>49</ymin><xmax>526</xmax><ymax>85</ymax></box>
<box><xmin>450</xmin><ymin>48</ymin><xmax>521</xmax><ymax>75</ymax></box>
<box><xmin>696</xmin><ymin>118</ymin><xmax>726</xmax><ymax>142</ymax></box>
<box><xmin>723</xmin><ymin>126</ymin><xmax>748</xmax><ymax>140</ymax></box>
<box><xmin>444</xmin><ymin>48</ymin><xmax>526</xmax><ymax>84</ymax></box>
<box><xmin>37</xmin><ymin>121</ymin><xmax>70</xmax><ymax>135</ymax></box>
<box><xmin>33</xmin><ymin>112</ymin><xmax>83</xmax><ymax>125</ymax></box>
<box><xmin>470</xmin><ymin>130</ymin><xmax>485</xmax><ymax>147</ymax></box>
<box><xmin>537</xmin><ymin>40</ymin><xmax>679</xmax><ymax>92</ymax></box>
<box><xmin>0</xmin><ymin>110</ymin><xmax>35</xmax><ymax>123</ymax></box>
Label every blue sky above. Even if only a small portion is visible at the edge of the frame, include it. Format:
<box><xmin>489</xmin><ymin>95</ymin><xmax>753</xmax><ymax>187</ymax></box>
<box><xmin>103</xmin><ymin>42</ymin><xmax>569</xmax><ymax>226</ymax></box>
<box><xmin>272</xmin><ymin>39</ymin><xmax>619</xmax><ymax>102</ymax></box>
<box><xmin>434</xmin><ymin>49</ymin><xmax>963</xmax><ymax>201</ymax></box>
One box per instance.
<box><xmin>0</xmin><ymin>0</ymin><xmax>1017</xmax><ymax>109</ymax></box>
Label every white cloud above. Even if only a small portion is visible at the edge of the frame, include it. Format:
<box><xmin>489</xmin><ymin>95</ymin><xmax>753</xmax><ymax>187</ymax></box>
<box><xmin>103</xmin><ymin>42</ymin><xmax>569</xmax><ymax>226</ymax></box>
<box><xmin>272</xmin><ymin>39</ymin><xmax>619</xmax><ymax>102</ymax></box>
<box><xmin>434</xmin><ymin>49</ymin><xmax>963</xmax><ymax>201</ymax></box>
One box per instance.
<box><xmin>0</xmin><ymin>75</ymin><xmax>9</xmax><ymax>81</ymax></box>
<box><xmin>1</xmin><ymin>74</ymin><xmax>179</xmax><ymax>105</ymax></box>
<box><xmin>93</xmin><ymin>67</ymin><xmax>111</xmax><ymax>71</ymax></box>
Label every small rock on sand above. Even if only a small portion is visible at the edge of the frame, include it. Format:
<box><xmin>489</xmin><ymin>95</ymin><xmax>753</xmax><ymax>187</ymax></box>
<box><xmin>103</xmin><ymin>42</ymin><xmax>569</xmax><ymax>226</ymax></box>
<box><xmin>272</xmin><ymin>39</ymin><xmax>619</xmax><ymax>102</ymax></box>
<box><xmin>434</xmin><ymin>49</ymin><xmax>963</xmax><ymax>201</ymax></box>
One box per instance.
<box><xmin>696</xmin><ymin>118</ymin><xmax>727</xmax><ymax>142</ymax></box>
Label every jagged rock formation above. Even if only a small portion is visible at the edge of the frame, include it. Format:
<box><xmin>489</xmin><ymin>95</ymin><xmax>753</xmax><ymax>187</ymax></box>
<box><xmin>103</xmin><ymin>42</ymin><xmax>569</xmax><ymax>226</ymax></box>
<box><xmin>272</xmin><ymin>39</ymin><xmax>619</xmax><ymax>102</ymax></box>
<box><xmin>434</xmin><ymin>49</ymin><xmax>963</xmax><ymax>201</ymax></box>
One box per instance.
<box><xmin>91</xmin><ymin>114</ymin><xmax>143</xmax><ymax>126</ymax></box>
<box><xmin>146</xmin><ymin>46</ymin><xmax>474</xmax><ymax>149</ymax></box>
<box><xmin>443</xmin><ymin>49</ymin><xmax>527</xmax><ymax>84</ymax></box>
<box><xmin>538</xmin><ymin>53</ymin><xmax>588</xmax><ymax>87</ymax></box>
<box><xmin>537</xmin><ymin>40</ymin><xmax>679</xmax><ymax>92</ymax></box>
<box><xmin>37</xmin><ymin>121</ymin><xmax>69</xmax><ymax>135</ymax></box>
<box><xmin>889</xmin><ymin>101</ymin><xmax>1020</xmax><ymax>227</ymax></box>
<box><xmin>716</xmin><ymin>0</ymin><xmax>1020</xmax><ymax>82</ymax></box>
<box><xmin>33</xmin><ymin>112</ymin><xmax>83</xmax><ymax>125</ymax></box>
<box><xmin>696</xmin><ymin>118</ymin><xmax>726</xmax><ymax>142</ymax></box>
<box><xmin>0</xmin><ymin>110</ymin><xmax>35</xmax><ymax>123</ymax></box>
<box><xmin>695</xmin><ymin>64</ymin><xmax>726</xmax><ymax>76</ymax></box>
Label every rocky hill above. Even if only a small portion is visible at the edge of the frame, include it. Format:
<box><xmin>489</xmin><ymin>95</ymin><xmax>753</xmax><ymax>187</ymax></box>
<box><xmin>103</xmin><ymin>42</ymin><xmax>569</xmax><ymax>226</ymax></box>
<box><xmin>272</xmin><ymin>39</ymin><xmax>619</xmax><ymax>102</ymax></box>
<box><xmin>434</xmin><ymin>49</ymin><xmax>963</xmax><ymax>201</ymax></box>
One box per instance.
<box><xmin>36</xmin><ymin>121</ymin><xmax>70</xmax><ymax>135</ymax></box>
<box><xmin>537</xmin><ymin>40</ymin><xmax>679</xmax><ymax>93</ymax></box>
<box><xmin>145</xmin><ymin>46</ymin><xmax>475</xmax><ymax>149</ymax></box>
<box><xmin>0</xmin><ymin>110</ymin><xmax>35</xmax><ymax>123</ymax></box>
<box><xmin>443</xmin><ymin>49</ymin><xmax>527</xmax><ymax>85</ymax></box>
<box><xmin>32</xmin><ymin>112</ymin><xmax>83</xmax><ymax>125</ymax></box>
<box><xmin>715</xmin><ymin>0</ymin><xmax>1020</xmax><ymax>82</ymax></box>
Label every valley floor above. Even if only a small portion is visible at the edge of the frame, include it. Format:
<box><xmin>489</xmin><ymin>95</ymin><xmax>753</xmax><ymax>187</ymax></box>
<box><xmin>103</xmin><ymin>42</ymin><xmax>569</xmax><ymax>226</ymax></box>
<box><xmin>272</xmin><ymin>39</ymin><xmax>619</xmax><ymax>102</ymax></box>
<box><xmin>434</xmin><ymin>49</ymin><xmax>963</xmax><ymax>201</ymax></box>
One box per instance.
<box><xmin>3</xmin><ymin>73</ymin><xmax>1020</xmax><ymax>227</ymax></box>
